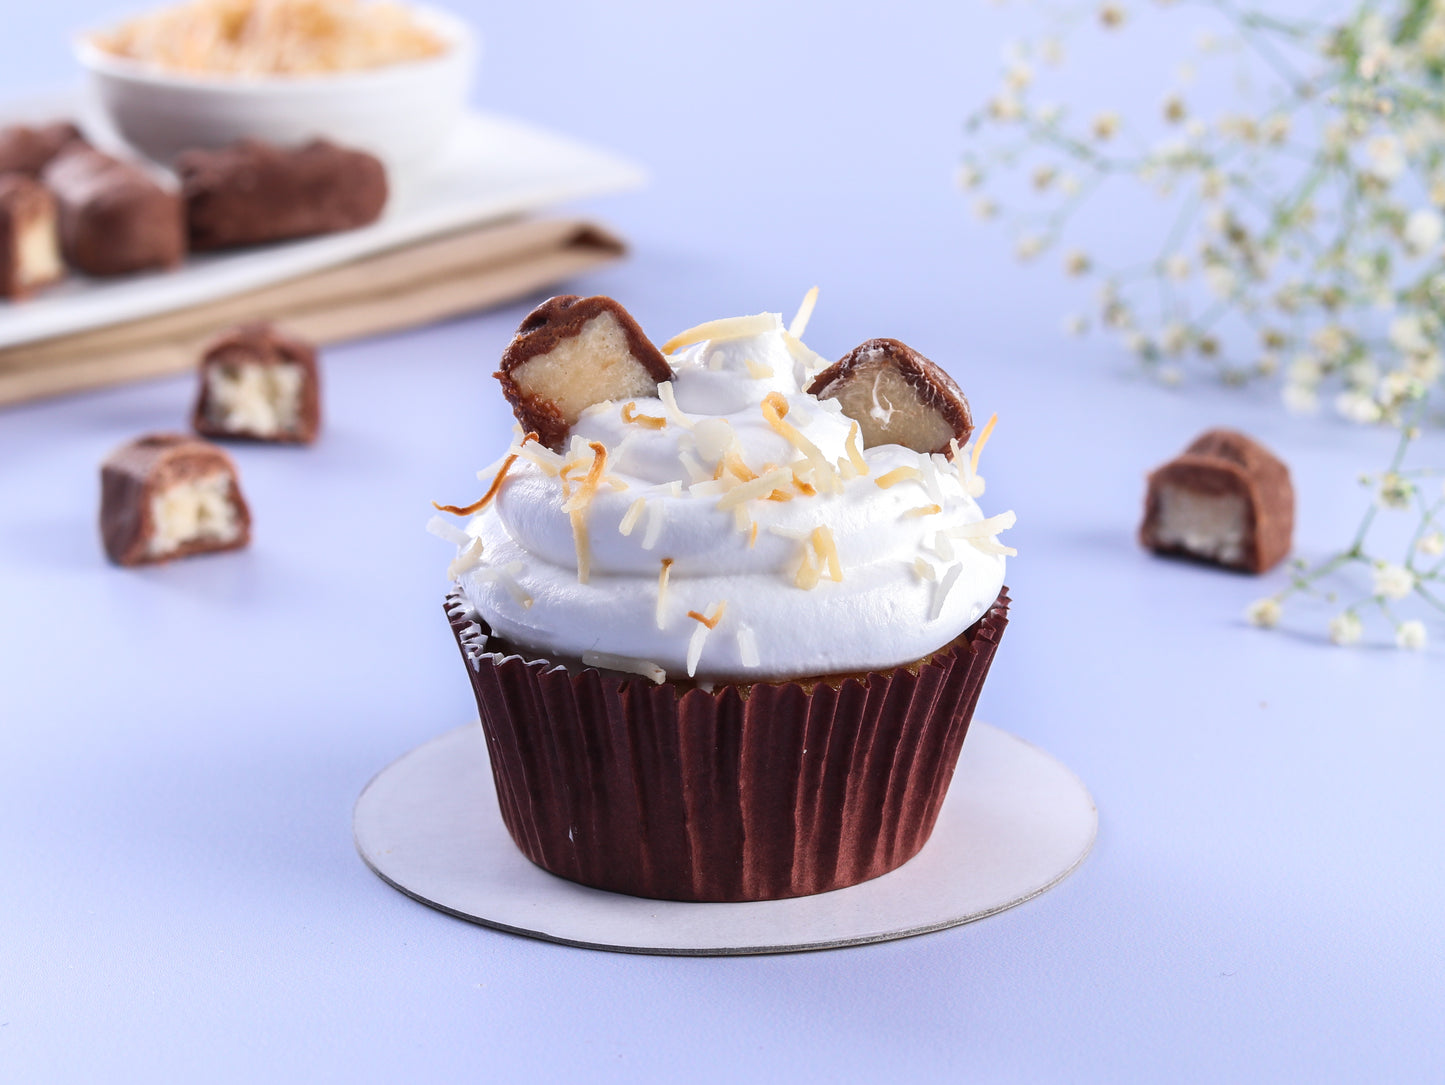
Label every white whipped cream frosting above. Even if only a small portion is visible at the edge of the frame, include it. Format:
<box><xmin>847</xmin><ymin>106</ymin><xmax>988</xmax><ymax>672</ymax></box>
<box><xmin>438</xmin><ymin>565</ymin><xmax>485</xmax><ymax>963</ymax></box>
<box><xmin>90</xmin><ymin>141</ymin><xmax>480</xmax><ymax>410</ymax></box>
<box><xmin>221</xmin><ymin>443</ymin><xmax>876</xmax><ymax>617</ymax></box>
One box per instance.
<box><xmin>444</xmin><ymin>313</ymin><xmax>1011</xmax><ymax>683</ymax></box>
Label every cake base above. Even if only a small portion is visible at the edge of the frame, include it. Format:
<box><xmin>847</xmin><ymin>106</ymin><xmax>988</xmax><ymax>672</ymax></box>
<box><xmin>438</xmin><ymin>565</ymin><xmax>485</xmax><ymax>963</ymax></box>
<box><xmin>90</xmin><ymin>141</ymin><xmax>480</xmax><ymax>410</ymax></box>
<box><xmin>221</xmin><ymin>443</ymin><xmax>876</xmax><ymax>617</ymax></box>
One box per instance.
<box><xmin>353</xmin><ymin>720</ymin><xmax>1096</xmax><ymax>955</ymax></box>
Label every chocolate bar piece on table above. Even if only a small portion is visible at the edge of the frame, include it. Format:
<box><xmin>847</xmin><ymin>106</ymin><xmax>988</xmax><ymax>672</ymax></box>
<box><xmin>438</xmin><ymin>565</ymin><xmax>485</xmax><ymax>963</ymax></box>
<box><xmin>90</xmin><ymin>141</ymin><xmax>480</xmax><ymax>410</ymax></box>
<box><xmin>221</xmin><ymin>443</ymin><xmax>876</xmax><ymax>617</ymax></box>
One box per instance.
<box><xmin>192</xmin><ymin>323</ymin><xmax>321</xmax><ymax>443</ymax></box>
<box><xmin>0</xmin><ymin>121</ymin><xmax>83</xmax><ymax>177</ymax></box>
<box><xmin>0</xmin><ymin>174</ymin><xmax>63</xmax><ymax>298</ymax></box>
<box><xmin>1139</xmin><ymin>428</ymin><xmax>1294</xmax><ymax>574</ymax></box>
<box><xmin>41</xmin><ymin>145</ymin><xmax>185</xmax><ymax>276</ymax></box>
<box><xmin>177</xmin><ymin>139</ymin><xmax>388</xmax><ymax>251</ymax></box>
<box><xmin>100</xmin><ymin>434</ymin><xmax>252</xmax><ymax>566</ymax></box>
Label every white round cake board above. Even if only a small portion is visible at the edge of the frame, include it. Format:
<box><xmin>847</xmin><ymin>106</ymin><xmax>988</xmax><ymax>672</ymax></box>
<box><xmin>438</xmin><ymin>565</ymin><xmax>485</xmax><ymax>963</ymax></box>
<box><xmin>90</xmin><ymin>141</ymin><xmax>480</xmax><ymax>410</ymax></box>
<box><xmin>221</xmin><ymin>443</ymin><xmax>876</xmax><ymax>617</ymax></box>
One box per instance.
<box><xmin>354</xmin><ymin>721</ymin><xmax>1097</xmax><ymax>955</ymax></box>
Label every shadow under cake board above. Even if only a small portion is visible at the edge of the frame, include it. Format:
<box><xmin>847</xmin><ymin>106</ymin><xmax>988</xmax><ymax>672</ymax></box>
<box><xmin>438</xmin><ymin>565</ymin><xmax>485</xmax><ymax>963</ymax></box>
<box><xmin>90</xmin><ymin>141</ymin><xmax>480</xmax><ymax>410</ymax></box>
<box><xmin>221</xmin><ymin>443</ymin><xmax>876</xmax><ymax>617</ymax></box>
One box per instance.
<box><xmin>354</xmin><ymin>721</ymin><xmax>1097</xmax><ymax>956</ymax></box>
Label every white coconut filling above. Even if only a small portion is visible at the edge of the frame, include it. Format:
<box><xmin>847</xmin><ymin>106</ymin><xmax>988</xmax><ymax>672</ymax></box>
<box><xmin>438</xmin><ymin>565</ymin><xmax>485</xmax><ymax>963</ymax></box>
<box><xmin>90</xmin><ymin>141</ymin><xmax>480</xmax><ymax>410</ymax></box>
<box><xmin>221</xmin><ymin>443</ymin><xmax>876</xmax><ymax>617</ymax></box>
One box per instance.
<box><xmin>1154</xmin><ymin>486</ymin><xmax>1249</xmax><ymax>565</ymax></box>
<box><xmin>205</xmin><ymin>362</ymin><xmax>304</xmax><ymax>437</ymax></box>
<box><xmin>147</xmin><ymin>473</ymin><xmax>240</xmax><ymax>556</ymax></box>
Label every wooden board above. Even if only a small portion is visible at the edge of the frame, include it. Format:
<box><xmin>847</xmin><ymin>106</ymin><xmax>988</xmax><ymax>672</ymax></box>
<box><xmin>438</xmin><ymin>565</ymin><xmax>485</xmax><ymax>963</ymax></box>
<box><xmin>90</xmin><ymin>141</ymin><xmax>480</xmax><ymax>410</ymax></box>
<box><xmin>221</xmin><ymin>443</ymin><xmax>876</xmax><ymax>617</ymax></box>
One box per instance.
<box><xmin>0</xmin><ymin>216</ymin><xmax>626</xmax><ymax>407</ymax></box>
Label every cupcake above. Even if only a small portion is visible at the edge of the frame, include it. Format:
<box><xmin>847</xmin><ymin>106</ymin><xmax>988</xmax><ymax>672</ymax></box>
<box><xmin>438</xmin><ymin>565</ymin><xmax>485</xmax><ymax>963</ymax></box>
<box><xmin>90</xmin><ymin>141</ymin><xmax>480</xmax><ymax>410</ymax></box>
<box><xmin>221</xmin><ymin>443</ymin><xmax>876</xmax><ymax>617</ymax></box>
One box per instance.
<box><xmin>431</xmin><ymin>294</ymin><xmax>1014</xmax><ymax>902</ymax></box>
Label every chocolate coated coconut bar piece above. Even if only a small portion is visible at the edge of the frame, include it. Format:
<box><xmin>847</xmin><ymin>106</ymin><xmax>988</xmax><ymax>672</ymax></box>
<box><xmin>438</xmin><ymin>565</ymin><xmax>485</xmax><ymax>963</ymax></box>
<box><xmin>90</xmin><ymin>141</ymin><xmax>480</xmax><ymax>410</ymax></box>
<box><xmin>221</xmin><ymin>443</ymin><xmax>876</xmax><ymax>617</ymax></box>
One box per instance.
<box><xmin>100</xmin><ymin>434</ymin><xmax>252</xmax><ymax>566</ymax></box>
<box><xmin>808</xmin><ymin>338</ymin><xmax>974</xmax><ymax>455</ymax></box>
<box><xmin>0</xmin><ymin>121</ymin><xmax>83</xmax><ymax>177</ymax></box>
<box><xmin>42</xmin><ymin>145</ymin><xmax>184</xmax><ymax>276</ymax></box>
<box><xmin>192</xmin><ymin>323</ymin><xmax>321</xmax><ymax>444</ymax></box>
<box><xmin>177</xmin><ymin>139</ymin><xmax>388</xmax><ymax>251</ymax></box>
<box><xmin>496</xmin><ymin>295</ymin><xmax>673</xmax><ymax>449</ymax></box>
<box><xmin>0</xmin><ymin>175</ymin><xmax>63</xmax><ymax>298</ymax></box>
<box><xmin>1140</xmin><ymin>428</ymin><xmax>1294</xmax><ymax>574</ymax></box>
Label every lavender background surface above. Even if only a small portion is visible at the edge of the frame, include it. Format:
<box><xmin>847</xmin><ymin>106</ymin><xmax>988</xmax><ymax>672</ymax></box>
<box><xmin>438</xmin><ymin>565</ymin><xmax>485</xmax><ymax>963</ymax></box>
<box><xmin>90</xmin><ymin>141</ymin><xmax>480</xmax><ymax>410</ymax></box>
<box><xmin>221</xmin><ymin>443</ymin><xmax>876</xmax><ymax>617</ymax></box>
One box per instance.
<box><xmin>2</xmin><ymin>1</ymin><xmax>1442</xmax><ymax>1081</ymax></box>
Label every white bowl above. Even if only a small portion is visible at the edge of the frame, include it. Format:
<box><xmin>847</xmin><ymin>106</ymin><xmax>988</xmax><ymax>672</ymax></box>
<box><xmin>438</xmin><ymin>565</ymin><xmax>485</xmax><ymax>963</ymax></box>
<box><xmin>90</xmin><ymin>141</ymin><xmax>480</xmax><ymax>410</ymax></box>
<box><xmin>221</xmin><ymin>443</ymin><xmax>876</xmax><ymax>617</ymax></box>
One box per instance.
<box><xmin>74</xmin><ymin>4</ymin><xmax>475</xmax><ymax>175</ymax></box>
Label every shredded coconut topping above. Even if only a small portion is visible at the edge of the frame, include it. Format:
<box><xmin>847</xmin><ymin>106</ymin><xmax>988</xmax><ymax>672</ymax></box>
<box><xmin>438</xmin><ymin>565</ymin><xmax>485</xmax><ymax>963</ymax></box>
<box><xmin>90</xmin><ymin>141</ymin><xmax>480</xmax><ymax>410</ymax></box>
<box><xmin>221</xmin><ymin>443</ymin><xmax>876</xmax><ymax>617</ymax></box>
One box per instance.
<box><xmin>788</xmin><ymin>286</ymin><xmax>820</xmax><ymax>339</ymax></box>
<box><xmin>656</xmin><ymin>558</ymin><xmax>674</xmax><ymax>629</ymax></box>
<box><xmin>582</xmin><ymin>650</ymin><xmax>667</xmax><ymax>685</ymax></box>
<box><xmin>621</xmin><ymin>401</ymin><xmax>666</xmax><ymax>429</ymax></box>
<box><xmin>662</xmin><ymin>314</ymin><xmax>779</xmax><ymax>354</ymax></box>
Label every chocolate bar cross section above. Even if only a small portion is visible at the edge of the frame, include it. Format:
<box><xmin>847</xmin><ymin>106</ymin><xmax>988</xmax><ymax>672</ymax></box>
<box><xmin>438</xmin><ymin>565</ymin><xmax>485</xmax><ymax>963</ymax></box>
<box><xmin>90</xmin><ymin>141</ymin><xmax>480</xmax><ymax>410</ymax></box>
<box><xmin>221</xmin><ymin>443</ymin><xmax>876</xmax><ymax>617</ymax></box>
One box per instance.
<box><xmin>1140</xmin><ymin>428</ymin><xmax>1295</xmax><ymax>574</ymax></box>
<box><xmin>42</xmin><ymin>144</ymin><xmax>185</xmax><ymax>277</ymax></box>
<box><xmin>100</xmin><ymin>434</ymin><xmax>252</xmax><ymax>566</ymax></box>
<box><xmin>192</xmin><ymin>323</ymin><xmax>321</xmax><ymax>444</ymax></box>
<box><xmin>0</xmin><ymin>175</ymin><xmax>63</xmax><ymax>299</ymax></box>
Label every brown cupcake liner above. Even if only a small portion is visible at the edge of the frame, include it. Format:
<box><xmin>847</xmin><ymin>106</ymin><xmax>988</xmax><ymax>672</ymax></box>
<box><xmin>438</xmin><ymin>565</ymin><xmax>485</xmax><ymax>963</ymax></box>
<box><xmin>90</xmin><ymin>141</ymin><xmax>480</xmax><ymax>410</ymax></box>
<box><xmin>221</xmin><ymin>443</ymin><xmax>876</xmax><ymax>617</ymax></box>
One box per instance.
<box><xmin>445</xmin><ymin>588</ymin><xmax>1010</xmax><ymax>902</ymax></box>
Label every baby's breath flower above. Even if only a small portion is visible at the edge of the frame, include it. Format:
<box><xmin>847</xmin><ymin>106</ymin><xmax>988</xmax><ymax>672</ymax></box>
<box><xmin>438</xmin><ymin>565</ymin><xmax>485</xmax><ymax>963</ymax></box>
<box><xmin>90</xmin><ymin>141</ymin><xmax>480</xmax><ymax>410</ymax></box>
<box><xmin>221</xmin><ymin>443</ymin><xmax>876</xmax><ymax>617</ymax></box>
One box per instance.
<box><xmin>955</xmin><ymin>164</ymin><xmax>982</xmax><ymax>190</ymax></box>
<box><xmin>1099</xmin><ymin>2</ymin><xmax>1126</xmax><ymax>29</ymax></box>
<box><xmin>1064</xmin><ymin>249</ymin><xmax>1091</xmax><ymax>275</ymax></box>
<box><xmin>988</xmin><ymin>95</ymin><xmax>1024</xmax><ymax>122</ymax></box>
<box><xmin>1064</xmin><ymin>314</ymin><xmax>1089</xmax><ymax>336</ymax></box>
<box><xmin>1378</xmin><ymin>472</ymin><xmax>1415</xmax><ymax>508</ymax></box>
<box><xmin>972</xmin><ymin>197</ymin><xmax>998</xmax><ymax>220</ymax></box>
<box><xmin>1164</xmin><ymin>254</ymin><xmax>1190</xmax><ymax>280</ymax></box>
<box><xmin>1245</xmin><ymin>597</ymin><xmax>1281</xmax><ymax>627</ymax></box>
<box><xmin>1329</xmin><ymin>611</ymin><xmax>1363</xmax><ymax>646</ymax></box>
<box><xmin>1032</xmin><ymin>165</ymin><xmax>1057</xmax><ymax>190</ymax></box>
<box><xmin>1091</xmin><ymin>112</ymin><xmax>1120</xmax><ymax>141</ymax></box>
<box><xmin>1365</xmin><ymin>134</ymin><xmax>1406</xmax><ymax>182</ymax></box>
<box><xmin>1373</xmin><ymin>562</ymin><xmax>1415</xmax><ymax>600</ymax></box>
<box><xmin>1396</xmin><ymin>620</ymin><xmax>1428</xmax><ymax>650</ymax></box>
<box><xmin>1283</xmin><ymin>382</ymin><xmax>1320</xmax><ymax>414</ymax></box>
<box><xmin>1163</xmin><ymin>95</ymin><xmax>1187</xmax><ymax>123</ymax></box>
<box><xmin>1016</xmin><ymin>233</ymin><xmax>1046</xmax><ymax>260</ymax></box>
<box><xmin>1417</xmin><ymin>531</ymin><xmax>1444</xmax><ymax>557</ymax></box>
<box><xmin>1336</xmin><ymin>390</ymin><xmax>1383</xmax><ymax>424</ymax></box>
<box><xmin>1404</xmin><ymin>208</ymin><xmax>1444</xmax><ymax>254</ymax></box>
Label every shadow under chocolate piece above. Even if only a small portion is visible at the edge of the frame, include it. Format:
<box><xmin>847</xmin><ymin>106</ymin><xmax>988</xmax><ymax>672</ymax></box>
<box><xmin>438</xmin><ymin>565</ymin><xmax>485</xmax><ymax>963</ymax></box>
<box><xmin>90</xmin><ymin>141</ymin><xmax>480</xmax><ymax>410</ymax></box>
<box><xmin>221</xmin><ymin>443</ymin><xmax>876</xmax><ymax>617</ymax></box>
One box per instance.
<box><xmin>0</xmin><ymin>121</ymin><xmax>83</xmax><ymax>177</ymax></box>
<box><xmin>42</xmin><ymin>145</ymin><xmax>185</xmax><ymax>277</ymax></box>
<box><xmin>192</xmin><ymin>323</ymin><xmax>321</xmax><ymax>444</ymax></box>
<box><xmin>177</xmin><ymin>139</ymin><xmax>388</xmax><ymax>251</ymax></box>
<box><xmin>496</xmin><ymin>295</ymin><xmax>672</xmax><ymax>449</ymax></box>
<box><xmin>100</xmin><ymin>434</ymin><xmax>251</xmax><ymax>566</ymax></box>
<box><xmin>1140</xmin><ymin>428</ymin><xmax>1294</xmax><ymax>574</ymax></box>
<box><xmin>808</xmin><ymin>338</ymin><xmax>973</xmax><ymax>455</ymax></box>
<box><xmin>0</xmin><ymin>175</ymin><xmax>63</xmax><ymax>299</ymax></box>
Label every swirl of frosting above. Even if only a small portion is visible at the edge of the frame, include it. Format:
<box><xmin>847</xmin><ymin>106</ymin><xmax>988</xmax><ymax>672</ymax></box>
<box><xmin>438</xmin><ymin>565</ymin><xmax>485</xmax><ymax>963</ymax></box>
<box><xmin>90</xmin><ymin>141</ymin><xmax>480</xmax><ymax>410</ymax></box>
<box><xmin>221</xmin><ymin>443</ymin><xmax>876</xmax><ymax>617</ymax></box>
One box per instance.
<box><xmin>444</xmin><ymin>312</ymin><xmax>1012</xmax><ymax>683</ymax></box>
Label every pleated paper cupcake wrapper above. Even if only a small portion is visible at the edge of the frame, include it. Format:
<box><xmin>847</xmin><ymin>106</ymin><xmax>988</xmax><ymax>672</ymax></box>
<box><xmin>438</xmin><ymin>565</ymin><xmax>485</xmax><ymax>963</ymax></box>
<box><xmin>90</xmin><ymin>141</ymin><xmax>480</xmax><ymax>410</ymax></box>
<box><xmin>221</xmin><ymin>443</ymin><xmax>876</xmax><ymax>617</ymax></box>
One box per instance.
<box><xmin>445</xmin><ymin>588</ymin><xmax>1011</xmax><ymax>903</ymax></box>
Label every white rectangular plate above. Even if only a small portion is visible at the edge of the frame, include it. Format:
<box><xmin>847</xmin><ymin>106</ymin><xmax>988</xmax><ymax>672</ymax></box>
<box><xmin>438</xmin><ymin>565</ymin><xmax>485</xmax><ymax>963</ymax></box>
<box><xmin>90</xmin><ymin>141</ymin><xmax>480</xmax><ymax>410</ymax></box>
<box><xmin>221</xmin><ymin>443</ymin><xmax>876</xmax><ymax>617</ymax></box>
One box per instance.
<box><xmin>0</xmin><ymin>89</ymin><xmax>646</xmax><ymax>350</ymax></box>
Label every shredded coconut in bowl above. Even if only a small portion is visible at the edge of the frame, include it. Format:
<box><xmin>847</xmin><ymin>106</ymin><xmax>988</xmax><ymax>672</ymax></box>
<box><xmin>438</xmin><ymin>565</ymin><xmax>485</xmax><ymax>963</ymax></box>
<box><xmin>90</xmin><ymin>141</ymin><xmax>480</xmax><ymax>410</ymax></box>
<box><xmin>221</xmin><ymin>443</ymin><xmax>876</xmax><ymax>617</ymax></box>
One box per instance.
<box><xmin>93</xmin><ymin>0</ymin><xmax>447</xmax><ymax>77</ymax></box>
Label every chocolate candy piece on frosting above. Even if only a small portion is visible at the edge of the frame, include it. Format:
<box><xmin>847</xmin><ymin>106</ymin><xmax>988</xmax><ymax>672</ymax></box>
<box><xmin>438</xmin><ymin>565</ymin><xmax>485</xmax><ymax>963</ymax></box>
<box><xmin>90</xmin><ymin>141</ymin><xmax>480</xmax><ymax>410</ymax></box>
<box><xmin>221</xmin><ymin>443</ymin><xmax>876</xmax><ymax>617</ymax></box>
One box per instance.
<box><xmin>42</xmin><ymin>145</ymin><xmax>185</xmax><ymax>276</ymax></box>
<box><xmin>100</xmin><ymin>434</ymin><xmax>252</xmax><ymax>566</ymax></box>
<box><xmin>0</xmin><ymin>121</ymin><xmax>83</xmax><ymax>177</ymax></box>
<box><xmin>0</xmin><ymin>175</ymin><xmax>63</xmax><ymax>299</ymax></box>
<box><xmin>1140</xmin><ymin>428</ymin><xmax>1294</xmax><ymax>574</ymax></box>
<box><xmin>192</xmin><ymin>323</ymin><xmax>321</xmax><ymax>444</ymax></box>
<box><xmin>807</xmin><ymin>338</ymin><xmax>974</xmax><ymax>455</ymax></box>
<box><xmin>177</xmin><ymin>139</ymin><xmax>388</xmax><ymax>251</ymax></box>
<box><xmin>496</xmin><ymin>295</ymin><xmax>673</xmax><ymax>449</ymax></box>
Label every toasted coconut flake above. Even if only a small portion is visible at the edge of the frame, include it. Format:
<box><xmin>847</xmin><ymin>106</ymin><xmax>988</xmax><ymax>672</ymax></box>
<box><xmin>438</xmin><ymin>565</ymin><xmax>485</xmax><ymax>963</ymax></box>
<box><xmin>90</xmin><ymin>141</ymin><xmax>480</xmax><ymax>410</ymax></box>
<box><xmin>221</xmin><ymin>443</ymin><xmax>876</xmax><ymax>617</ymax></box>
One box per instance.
<box><xmin>970</xmin><ymin>537</ymin><xmax>1019</xmax><ymax>557</ymax></box>
<box><xmin>844</xmin><ymin>422</ymin><xmax>869</xmax><ymax>476</ymax></box>
<box><xmin>570</xmin><ymin>509</ymin><xmax>591</xmax><ymax>583</ymax></box>
<box><xmin>761</xmin><ymin>392</ymin><xmax>840</xmax><ymax>493</ymax></box>
<box><xmin>920</xmin><ymin>458</ymin><xmax>945</xmax><ymax>503</ymax></box>
<box><xmin>666</xmin><ymin>480</ymin><xmax>683</xmax><ymax>497</ymax></box>
<box><xmin>619</xmin><ymin>496</ymin><xmax>647</xmax><ymax>536</ymax></box>
<box><xmin>903</xmin><ymin>504</ymin><xmax>943</xmax><ymax>518</ymax></box>
<box><xmin>560</xmin><ymin>442</ymin><xmax>609</xmax><ymax>514</ymax></box>
<box><xmin>811</xmin><ymin>526</ymin><xmax>843</xmax><ymax>581</ymax></box>
<box><xmin>473</xmin><ymin>561</ymin><xmax>533</xmax><ymax>609</ymax></box>
<box><xmin>913</xmin><ymin>557</ymin><xmax>938</xmax><ymax>581</ymax></box>
<box><xmin>723</xmin><ymin>448</ymin><xmax>759</xmax><ymax>482</ymax></box>
<box><xmin>516</xmin><ymin>440</ymin><xmax>565</xmax><ymax>476</ymax></box>
<box><xmin>744</xmin><ymin>357</ymin><xmax>775</xmax><ymax>379</ymax></box>
<box><xmin>656</xmin><ymin>381</ymin><xmax>694</xmax><ymax>430</ymax></box>
<box><xmin>690</xmin><ymin>479</ymin><xmax>730</xmax><ymax>497</ymax></box>
<box><xmin>747</xmin><ymin>521</ymin><xmax>759</xmax><ymax>548</ymax></box>
<box><xmin>736</xmin><ymin>625</ymin><xmax>761</xmax><ymax>668</ymax></box>
<box><xmin>582</xmin><ymin>650</ymin><xmax>666</xmax><ymax>684</ymax></box>
<box><xmin>642</xmin><ymin>500</ymin><xmax>667</xmax><ymax>550</ymax></box>
<box><xmin>679</xmin><ymin>449</ymin><xmax>712</xmax><ymax>484</ymax></box>
<box><xmin>930</xmin><ymin>563</ymin><xmax>962</xmax><ymax>621</ymax></box>
<box><xmin>434</xmin><ymin>432</ymin><xmax>539</xmax><ymax>515</ymax></box>
<box><xmin>656</xmin><ymin>557</ymin><xmax>674</xmax><ymax>629</ymax></box>
<box><xmin>794</xmin><ymin>548</ymin><xmax>821</xmax><ymax>590</ymax></box>
<box><xmin>715</xmin><ymin>466</ymin><xmax>794</xmax><ymax>511</ymax></box>
<box><xmin>426</xmin><ymin>515</ymin><xmax>471</xmax><ymax>547</ymax></box>
<box><xmin>930</xmin><ymin>532</ymin><xmax>956</xmax><ymax>560</ymax></box>
<box><xmin>971</xmin><ymin>412</ymin><xmax>998</xmax><ymax>474</ymax></box>
<box><xmin>662</xmin><ymin>313</ymin><xmax>779</xmax><ymax>354</ymax></box>
<box><xmin>621</xmin><ymin>401</ymin><xmax>666</xmax><ymax>429</ymax></box>
<box><xmin>794</xmin><ymin>477</ymin><xmax>817</xmax><ymax>497</ymax></box>
<box><xmin>788</xmin><ymin>286</ymin><xmax>820</xmax><ymax>340</ymax></box>
<box><xmin>766</xmin><ymin>489</ymin><xmax>794</xmax><ymax>502</ymax></box>
<box><xmin>447</xmin><ymin>537</ymin><xmax>485</xmax><ymax>580</ymax></box>
<box><xmin>945</xmin><ymin>510</ymin><xmax>1018</xmax><ymax>538</ymax></box>
<box><xmin>875</xmin><ymin>466</ymin><xmax>922</xmax><ymax>489</ymax></box>
<box><xmin>685</xmin><ymin>600</ymin><xmax>728</xmax><ymax>678</ymax></box>
<box><xmin>732</xmin><ymin>505</ymin><xmax>751</xmax><ymax>532</ymax></box>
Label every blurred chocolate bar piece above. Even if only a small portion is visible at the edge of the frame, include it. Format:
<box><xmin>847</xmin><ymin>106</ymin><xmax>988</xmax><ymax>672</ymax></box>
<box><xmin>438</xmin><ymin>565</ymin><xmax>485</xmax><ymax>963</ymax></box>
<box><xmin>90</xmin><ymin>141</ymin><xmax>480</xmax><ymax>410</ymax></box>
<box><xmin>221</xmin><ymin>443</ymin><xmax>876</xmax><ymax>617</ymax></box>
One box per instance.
<box><xmin>192</xmin><ymin>322</ymin><xmax>321</xmax><ymax>443</ymax></box>
<box><xmin>0</xmin><ymin>174</ymin><xmax>63</xmax><ymax>298</ymax></box>
<box><xmin>808</xmin><ymin>338</ymin><xmax>973</xmax><ymax>455</ymax></box>
<box><xmin>177</xmin><ymin>139</ymin><xmax>388</xmax><ymax>251</ymax></box>
<box><xmin>101</xmin><ymin>434</ymin><xmax>252</xmax><ymax>566</ymax></box>
<box><xmin>0</xmin><ymin>121</ymin><xmax>83</xmax><ymax>177</ymax></box>
<box><xmin>496</xmin><ymin>294</ymin><xmax>672</xmax><ymax>449</ymax></box>
<box><xmin>42</xmin><ymin>145</ymin><xmax>185</xmax><ymax>276</ymax></box>
<box><xmin>1140</xmin><ymin>428</ymin><xmax>1294</xmax><ymax>574</ymax></box>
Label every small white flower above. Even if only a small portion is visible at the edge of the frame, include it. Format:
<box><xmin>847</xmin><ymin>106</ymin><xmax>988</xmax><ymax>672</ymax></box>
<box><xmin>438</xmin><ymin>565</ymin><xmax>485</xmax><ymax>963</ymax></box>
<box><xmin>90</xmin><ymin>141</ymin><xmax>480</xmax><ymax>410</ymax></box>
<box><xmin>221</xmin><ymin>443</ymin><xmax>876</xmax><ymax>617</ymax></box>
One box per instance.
<box><xmin>988</xmin><ymin>95</ymin><xmax>1023</xmax><ymax>122</ymax></box>
<box><xmin>1373</xmin><ymin>563</ymin><xmax>1415</xmax><ymax>600</ymax></box>
<box><xmin>1015</xmin><ymin>234</ymin><xmax>1045</xmax><ymax>261</ymax></box>
<box><xmin>1160</xmin><ymin>322</ymin><xmax>1188</xmax><ymax>354</ymax></box>
<box><xmin>1157</xmin><ymin>364</ymin><xmax>1183</xmax><ymax>385</ymax></box>
<box><xmin>1405</xmin><ymin>208</ymin><xmax>1444</xmax><ymax>254</ymax></box>
<box><xmin>1099</xmin><ymin>2</ymin><xmax>1126</xmax><ymax>29</ymax></box>
<box><xmin>1389</xmin><ymin>315</ymin><xmax>1430</xmax><ymax>354</ymax></box>
<box><xmin>1287</xmin><ymin>353</ymin><xmax>1323</xmax><ymax>385</ymax></box>
<box><xmin>1283</xmin><ymin>383</ymin><xmax>1319</xmax><ymax>415</ymax></box>
<box><xmin>1005</xmin><ymin>63</ymin><xmax>1034</xmax><ymax>91</ymax></box>
<box><xmin>1032</xmin><ymin>165</ymin><xmax>1057</xmax><ymax>190</ymax></box>
<box><xmin>1040</xmin><ymin>37</ymin><xmax>1066</xmax><ymax>65</ymax></box>
<box><xmin>1396</xmin><ymin>620</ymin><xmax>1428</xmax><ymax>651</ymax></box>
<box><xmin>1366</xmin><ymin>134</ymin><xmax>1406</xmax><ymax>182</ymax></box>
<box><xmin>1063</xmin><ymin>314</ymin><xmax>1089</xmax><ymax>337</ymax></box>
<box><xmin>1035</xmin><ymin>101</ymin><xmax>1063</xmax><ymax>125</ymax></box>
<box><xmin>972</xmin><ymin>197</ymin><xmax>998</xmax><ymax>220</ymax></box>
<box><xmin>955</xmin><ymin>164</ymin><xmax>981</xmax><ymax>190</ymax></box>
<box><xmin>1246</xmin><ymin>598</ymin><xmax>1282</xmax><ymax>628</ymax></box>
<box><xmin>1064</xmin><ymin>249</ymin><xmax>1091</xmax><ymax>275</ymax></box>
<box><xmin>1165</xmin><ymin>254</ymin><xmax>1191</xmax><ymax>280</ymax></box>
<box><xmin>1417</xmin><ymin>531</ymin><xmax>1445</xmax><ymax>557</ymax></box>
<box><xmin>1379</xmin><ymin>473</ymin><xmax>1415</xmax><ymax>509</ymax></box>
<box><xmin>1335</xmin><ymin>391</ymin><xmax>1382</xmax><ymax>424</ymax></box>
<box><xmin>1329</xmin><ymin>611</ymin><xmax>1363</xmax><ymax>646</ymax></box>
<box><xmin>1092</xmin><ymin>112</ymin><xmax>1121</xmax><ymax>141</ymax></box>
<box><xmin>1204</xmin><ymin>265</ymin><xmax>1237</xmax><ymax>298</ymax></box>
